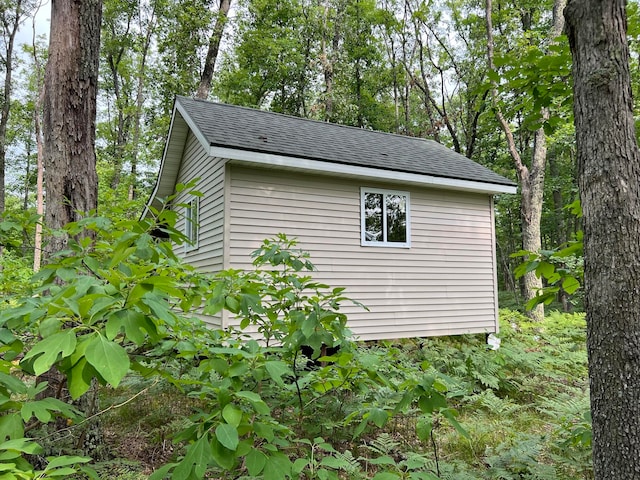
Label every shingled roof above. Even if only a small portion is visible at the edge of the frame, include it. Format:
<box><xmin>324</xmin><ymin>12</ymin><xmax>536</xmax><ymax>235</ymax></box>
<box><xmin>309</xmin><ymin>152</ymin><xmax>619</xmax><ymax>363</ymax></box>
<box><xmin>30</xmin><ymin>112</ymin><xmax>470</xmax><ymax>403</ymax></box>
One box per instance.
<box><xmin>175</xmin><ymin>96</ymin><xmax>516</xmax><ymax>189</ymax></box>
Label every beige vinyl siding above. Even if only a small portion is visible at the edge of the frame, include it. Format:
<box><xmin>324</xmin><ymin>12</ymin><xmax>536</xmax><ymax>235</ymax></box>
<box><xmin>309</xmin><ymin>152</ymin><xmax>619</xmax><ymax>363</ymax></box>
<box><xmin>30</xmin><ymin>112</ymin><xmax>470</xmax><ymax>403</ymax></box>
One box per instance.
<box><xmin>174</xmin><ymin>131</ymin><xmax>226</xmax><ymax>328</ymax></box>
<box><xmin>227</xmin><ymin>165</ymin><xmax>499</xmax><ymax>341</ymax></box>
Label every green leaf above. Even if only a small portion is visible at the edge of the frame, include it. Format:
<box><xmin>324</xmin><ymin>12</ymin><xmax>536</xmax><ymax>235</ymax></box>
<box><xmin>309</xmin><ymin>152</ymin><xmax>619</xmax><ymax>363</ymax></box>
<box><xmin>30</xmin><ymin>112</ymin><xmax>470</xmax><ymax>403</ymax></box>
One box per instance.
<box><xmin>172</xmin><ymin>435</ymin><xmax>212</xmax><ymax>480</ymax></box>
<box><xmin>68</xmin><ymin>358</ymin><xmax>99</xmax><ymax>399</ymax></box>
<box><xmin>222</xmin><ymin>404</ymin><xmax>243</xmax><ymax>428</ymax></box>
<box><xmin>367</xmin><ymin>408</ymin><xmax>388</xmax><ymax>428</ymax></box>
<box><xmin>0</xmin><ymin>373</ymin><xmax>26</xmax><ymax>395</ymax></box>
<box><xmin>42</xmin><ymin>467</ymin><xmax>78</xmax><ymax>477</ymax></box>
<box><xmin>106</xmin><ymin>309</ymin><xmax>153</xmax><ymax>345</ymax></box>
<box><xmin>254</xmin><ymin>422</ymin><xmax>275</xmax><ymax>442</ymax></box>
<box><xmin>44</xmin><ymin>455</ymin><xmax>90</xmax><ymax>470</ymax></box>
<box><xmin>225</xmin><ymin>296</ymin><xmax>240</xmax><ymax>313</ymax></box>
<box><xmin>0</xmin><ymin>438</ymin><xmax>43</xmax><ymax>455</ymax></box>
<box><xmin>148</xmin><ymin>463</ymin><xmax>176</xmax><ymax>480</ymax></box>
<box><xmin>371</xmin><ymin>472</ymin><xmax>401</xmax><ymax>479</ymax></box>
<box><xmin>417</xmin><ymin>390</ymin><xmax>447</xmax><ymax>414</ymax></box>
<box><xmin>211</xmin><ymin>436</ymin><xmax>235</xmax><ymax>470</ymax></box>
<box><xmin>263</xmin><ymin>452</ymin><xmax>293</xmax><ymax>480</ymax></box>
<box><xmin>21</xmin><ymin>398</ymin><xmax>79</xmax><ymax>424</ymax></box>
<box><xmin>368</xmin><ymin>455</ymin><xmax>396</xmax><ymax>466</ymax></box>
<box><xmin>236</xmin><ymin>391</ymin><xmax>270</xmax><ymax>415</ymax></box>
<box><xmin>537</xmin><ymin>261</ymin><xmax>555</xmax><ymax>279</ymax></box>
<box><xmin>0</xmin><ymin>414</ymin><xmax>24</xmax><ymax>442</ymax></box>
<box><xmin>562</xmin><ymin>276</ymin><xmax>581</xmax><ymax>294</ymax></box>
<box><xmin>416</xmin><ymin>416</ymin><xmax>433</xmax><ymax>441</ymax></box>
<box><xmin>39</xmin><ymin>317</ymin><xmax>62</xmax><ymax>338</ymax></box>
<box><xmin>84</xmin><ymin>334</ymin><xmax>130</xmax><ymax>388</ymax></box>
<box><xmin>441</xmin><ymin>408</ymin><xmax>469</xmax><ymax>439</ymax></box>
<box><xmin>320</xmin><ymin>456</ymin><xmax>352</xmax><ymax>469</ymax></box>
<box><xmin>246</xmin><ymin>449</ymin><xmax>268</xmax><ymax>476</ymax></box>
<box><xmin>23</xmin><ymin>331</ymin><xmax>77</xmax><ymax>376</ymax></box>
<box><xmin>265</xmin><ymin>361</ymin><xmax>291</xmax><ymax>387</ymax></box>
<box><xmin>215</xmin><ymin>423</ymin><xmax>239</xmax><ymax>451</ymax></box>
<box><xmin>292</xmin><ymin>458</ymin><xmax>309</xmax><ymax>475</ymax></box>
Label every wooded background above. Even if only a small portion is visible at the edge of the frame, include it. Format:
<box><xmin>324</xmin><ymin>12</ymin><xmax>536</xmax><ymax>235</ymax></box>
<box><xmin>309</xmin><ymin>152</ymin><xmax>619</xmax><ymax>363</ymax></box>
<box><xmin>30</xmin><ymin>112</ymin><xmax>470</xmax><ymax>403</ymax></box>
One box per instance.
<box><xmin>3</xmin><ymin>0</ymin><xmax>637</xmax><ymax>308</ymax></box>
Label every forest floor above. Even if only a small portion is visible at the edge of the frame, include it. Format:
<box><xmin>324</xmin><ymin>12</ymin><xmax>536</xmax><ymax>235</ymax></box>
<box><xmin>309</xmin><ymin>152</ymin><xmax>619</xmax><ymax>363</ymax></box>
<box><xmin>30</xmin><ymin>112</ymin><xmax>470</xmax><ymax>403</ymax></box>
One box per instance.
<box><xmin>88</xmin><ymin>309</ymin><xmax>591</xmax><ymax>479</ymax></box>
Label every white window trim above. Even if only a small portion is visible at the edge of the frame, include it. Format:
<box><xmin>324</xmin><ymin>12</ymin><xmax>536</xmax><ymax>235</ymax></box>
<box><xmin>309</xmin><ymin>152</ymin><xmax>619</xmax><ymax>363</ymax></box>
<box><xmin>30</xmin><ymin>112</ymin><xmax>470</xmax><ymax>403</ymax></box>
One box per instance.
<box><xmin>184</xmin><ymin>196</ymin><xmax>199</xmax><ymax>252</ymax></box>
<box><xmin>360</xmin><ymin>187</ymin><xmax>411</xmax><ymax>248</ymax></box>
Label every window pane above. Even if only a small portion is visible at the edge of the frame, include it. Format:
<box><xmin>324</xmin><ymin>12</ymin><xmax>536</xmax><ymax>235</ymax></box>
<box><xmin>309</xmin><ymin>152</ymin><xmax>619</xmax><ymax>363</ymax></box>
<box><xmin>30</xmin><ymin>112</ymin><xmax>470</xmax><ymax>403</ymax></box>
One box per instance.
<box><xmin>386</xmin><ymin>194</ymin><xmax>406</xmax><ymax>243</ymax></box>
<box><xmin>186</xmin><ymin>199</ymin><xmax>198</xmax><ymax>243</ymax></box>
<box><xmin>364</xmin><ymin>193</ymin><xmax>383</xmax><ymax>242</ymax></box>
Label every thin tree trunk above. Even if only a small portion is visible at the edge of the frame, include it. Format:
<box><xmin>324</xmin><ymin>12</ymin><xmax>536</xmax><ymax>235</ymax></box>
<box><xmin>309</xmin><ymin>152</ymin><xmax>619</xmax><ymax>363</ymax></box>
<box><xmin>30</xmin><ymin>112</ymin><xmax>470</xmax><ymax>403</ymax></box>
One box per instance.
<box><xmin>33</xmin><ymin>114</ymin><xmax>44</xmax><ymax>271</ymax></box>
<box><xmin>195</xmin><ymin>0</ymin><xmax>231</xmax><ymax>100</ymax></box>
<box><xmin>0</xmin><ymin>0</ymin><xmax>23</xmax><ymax>215</ymax></box>
<box><xmin>485</xmin><ymin>0</ymin><xmax>564</xmax><ymax>320</ymax></box>
<box><xmin>129</xmin><ymin>0</ymin><xmax>157</xmax><ymax>201</ymax></box>
<box><xmin>565</xmin><ymin>0</ymin><xmax>640</xmax><ymax>476</ymax></box>
<box><xmin>32</xmin><ymin>3</ymin><xmax>45</xmax><ymax>272</ymax></box>
<box><xmin>485</xmin><ymin>0</ymin><xmax>543</xmax><ymax>320</ymax></box>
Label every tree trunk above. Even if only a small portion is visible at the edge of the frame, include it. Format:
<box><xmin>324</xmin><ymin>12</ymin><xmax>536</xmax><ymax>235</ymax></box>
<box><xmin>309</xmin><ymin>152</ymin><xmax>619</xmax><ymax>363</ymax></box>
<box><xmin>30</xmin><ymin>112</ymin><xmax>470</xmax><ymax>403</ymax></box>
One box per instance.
<box><xmin>485</xmin><ymin>0</ymin><xmax>544</xmax><ymax>320</ymax></box>
<box><xmin>485</xmin><ymin>0</ymin><xmax>565</xmax><ymax>321</ymax></box>
<box><xmin>320</xmin><ymin>0</ymin><xmax>343</xmax><ymax>121</ymax></box>
<box><xmin>32</xmin><ymin>8</ymin><xmax>45</xmax><ymax>272</ymax></box>
<box><xmin>40</xmin><ymin>0</ymin><xmax>103</xmax><ymax>460</ymax></box>
<box><xmin>43</xmin><ymin>0</ymin><xmax>101</xmax><ymax>254</ymax></box>
<box><xmin>0</xmin><ymin>0</ymin><xmax>23</xmax><ymax>215</ymax></box>
<box><xmin>129</xmin><ymin>1</ymin><xmax>157</xmax><ymax>201</ymax></box>
<box><xmin>565</xmin><ymin>0</ymin><xmax>640</xmax><ymax>477</ymax></box>
<box><xmin>195</xmin><ymin>0</ymin><xmax>231</xmax><ymax>100</ymax></box>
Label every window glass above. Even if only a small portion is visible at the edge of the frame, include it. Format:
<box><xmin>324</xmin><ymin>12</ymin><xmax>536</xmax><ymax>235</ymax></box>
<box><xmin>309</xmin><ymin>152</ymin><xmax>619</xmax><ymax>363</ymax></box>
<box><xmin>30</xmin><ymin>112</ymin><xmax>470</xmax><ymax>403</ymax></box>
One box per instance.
<box><xmin>364</xmin><ymin>192</ymin><xmax>383</xmax><ymax>242</ymax></box>
<box><xmin>386</xmin><ymin>194</ymin><xmax>406</xmax><ymax>243</ymax></box>
<box><xmin>361</xmin><ymin>188</ymin><xmax>410</xmax><ymax>247</ymax></box>
<box><xmin>185</xmin><ymin>197</ymin><xmax>199</xmax><ymax>250</ymax></box>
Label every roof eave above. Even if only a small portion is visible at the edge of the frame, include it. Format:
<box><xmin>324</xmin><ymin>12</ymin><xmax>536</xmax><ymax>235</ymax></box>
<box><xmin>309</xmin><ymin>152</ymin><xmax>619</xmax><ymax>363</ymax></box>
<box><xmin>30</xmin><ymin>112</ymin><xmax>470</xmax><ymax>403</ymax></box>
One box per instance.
<box><xmin>142</xmin><ymin>101</ymin><xmax>197</xmax><ymax>218</ymax></box>
<box><xmin>211</xmin><ymin>145</ymin><xmax>517</xmax><ymax>195</ymax></box>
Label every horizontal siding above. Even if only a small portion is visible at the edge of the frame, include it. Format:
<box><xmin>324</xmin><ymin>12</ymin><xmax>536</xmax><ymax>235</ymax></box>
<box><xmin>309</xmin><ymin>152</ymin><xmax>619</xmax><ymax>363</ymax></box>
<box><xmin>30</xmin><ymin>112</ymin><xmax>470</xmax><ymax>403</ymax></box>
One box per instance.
<box><xmin>173</xmin><ymin>131</ymin><xmax>226</xmax><ymax>328</ymax></box>
<box><xmin>227</xmin><ymin>165</ymin><xmax>499</xmax><ymax>341</ymax></box>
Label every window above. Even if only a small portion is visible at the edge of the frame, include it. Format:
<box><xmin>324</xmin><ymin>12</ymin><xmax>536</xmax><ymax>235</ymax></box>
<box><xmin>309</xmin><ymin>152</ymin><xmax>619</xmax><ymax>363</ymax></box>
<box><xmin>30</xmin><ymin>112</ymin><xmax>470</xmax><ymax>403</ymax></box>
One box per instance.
<box><xmin>361</xmin><ymin>188</ymin><xmax>410</xmax><ymax>247</ymax></box>
<box><xmin>184</xmin><ymin>197</ymin><xmax>199</xmax><ymax>251</ymax></box>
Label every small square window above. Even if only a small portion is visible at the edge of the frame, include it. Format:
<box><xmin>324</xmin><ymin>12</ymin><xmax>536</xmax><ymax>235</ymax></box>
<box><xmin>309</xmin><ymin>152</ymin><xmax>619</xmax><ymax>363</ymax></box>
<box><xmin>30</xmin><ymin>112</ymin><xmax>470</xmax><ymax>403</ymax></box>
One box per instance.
<box><xmin>185</xmin><ymin>197</ymin><xmax>199</xmax><ymax>251</ymax></box>
<box><xmin>361</xmin><ymin>188</ymin><xmax>410</xmax><ymax>247</ymax></box>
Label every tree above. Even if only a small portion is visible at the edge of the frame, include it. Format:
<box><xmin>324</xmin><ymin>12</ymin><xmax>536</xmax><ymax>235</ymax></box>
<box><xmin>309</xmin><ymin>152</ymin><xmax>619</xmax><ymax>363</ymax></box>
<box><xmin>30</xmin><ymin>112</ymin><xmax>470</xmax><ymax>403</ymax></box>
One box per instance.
<box><xmin>565</xmin><ymin>0</ymin><xmax>640</xmax><ymax>476</ymax></box>
<box><xmin>43</xmin><ymin>0</ymin><xmax>102</xmax><ymax>254</ymax></box>
<box><xmin>0</xmin><ymin>0</ymin><xmax>32</xmax><ymax>214</ymax></box>
<box><xmin>195</xmin><ymin>0</ymin><xmax>232</xmax><ymax>99</ymax></box>
<box><xmin>485</xmin><ymin>0</ymin><xmax>568</xmax><ymax>321</ymax></box>
<box><xmin>215</xmin><ymin>0</ymin><xmax>317</xmax><ymax>115</ymax></box>
<box><xmin>399</xmin><ymin>0</ymin><xmax>488</xmax><ymax>154</ymax></box>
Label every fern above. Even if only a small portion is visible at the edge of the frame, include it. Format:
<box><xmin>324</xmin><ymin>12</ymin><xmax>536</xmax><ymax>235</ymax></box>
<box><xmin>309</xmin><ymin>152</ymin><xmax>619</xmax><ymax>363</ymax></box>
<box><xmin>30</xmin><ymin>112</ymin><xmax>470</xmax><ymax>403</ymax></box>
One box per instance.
<box><xmin>485</xmin><ymin>434</ymin><xmax>558</xmax><ymax>480</ymax></box>
<box><xmin>537</xmin><ymin>388</ymin><xmax>590</xmax><ymax>421</ymax></box>
<box><xmin>337</xmin><ymin>450</ymin><xmax>361</xmax><ymax>474</ymax></box>
<box><xmin>365</xmin><ymin>432</ymin><xmax>400</xmax><ymax>456</ymax></box>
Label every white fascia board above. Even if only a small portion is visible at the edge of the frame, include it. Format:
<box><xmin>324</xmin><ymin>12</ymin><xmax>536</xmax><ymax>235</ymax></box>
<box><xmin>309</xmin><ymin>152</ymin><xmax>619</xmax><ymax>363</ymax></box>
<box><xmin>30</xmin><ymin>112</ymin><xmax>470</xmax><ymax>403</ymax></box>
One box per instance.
<box><xmin>209</xmin><ymin>145</ymin><xmax>518</xmax><ymax>195</ymax></box>
<box><xmin>176</xmin><ymin>100</ymin><xmax>211</xmax><ymax>152</ymax></box>
<box><xmin>142</xmin><ymin>102</ymin><xmax>183</xmax><ymax>218</ymax></box>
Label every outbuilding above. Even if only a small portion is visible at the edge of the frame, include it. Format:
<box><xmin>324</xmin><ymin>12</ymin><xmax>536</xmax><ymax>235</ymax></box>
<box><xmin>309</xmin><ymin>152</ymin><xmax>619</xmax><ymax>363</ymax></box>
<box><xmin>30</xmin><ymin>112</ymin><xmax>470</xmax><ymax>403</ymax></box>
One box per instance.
<box><xmin>145</xmin><ymin>96</ymin><xmax>517</xmax><ymax>340</ymax></box>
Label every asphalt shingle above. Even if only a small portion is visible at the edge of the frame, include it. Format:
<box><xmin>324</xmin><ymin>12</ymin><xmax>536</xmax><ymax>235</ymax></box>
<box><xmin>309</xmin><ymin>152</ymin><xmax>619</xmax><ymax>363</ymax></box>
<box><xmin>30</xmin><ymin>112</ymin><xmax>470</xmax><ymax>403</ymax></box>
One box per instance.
<box><xmin>176</xmin><ymin>96</ymin><xmax>516</xmax><ymax>187</ymax></box>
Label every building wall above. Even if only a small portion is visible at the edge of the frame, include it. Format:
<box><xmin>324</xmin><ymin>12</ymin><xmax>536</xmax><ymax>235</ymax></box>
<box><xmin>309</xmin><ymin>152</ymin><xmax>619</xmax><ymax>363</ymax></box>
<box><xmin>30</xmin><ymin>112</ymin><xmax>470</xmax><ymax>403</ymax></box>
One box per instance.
<box><xmin>226</xmin><ymin>164</ymin><xmax>499</xmax><ymax>340</ymax></box>
<box><xmin>174</xmin><ymin>131</ymin><xmax>226</xmax><ymax>328</ymax></box>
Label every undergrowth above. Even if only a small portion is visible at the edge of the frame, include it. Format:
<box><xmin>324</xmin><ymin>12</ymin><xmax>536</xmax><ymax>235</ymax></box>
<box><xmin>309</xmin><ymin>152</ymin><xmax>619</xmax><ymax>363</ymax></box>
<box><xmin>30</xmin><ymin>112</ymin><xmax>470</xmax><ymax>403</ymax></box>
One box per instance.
<box><xmin>100</xmin><ymin>309</ymin><xmax>591</xmax><ymax>479</ymax></box>
<box><xmin>0</xmin><ymin>208</ymin><xmax>590</xmax><ymax>479</ymax></box>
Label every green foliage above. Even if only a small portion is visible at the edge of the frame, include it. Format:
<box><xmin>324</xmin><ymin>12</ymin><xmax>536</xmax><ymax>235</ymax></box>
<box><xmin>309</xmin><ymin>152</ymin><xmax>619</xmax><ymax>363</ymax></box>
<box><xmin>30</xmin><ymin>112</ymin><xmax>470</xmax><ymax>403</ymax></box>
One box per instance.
<box><xmin>0</xmin><ymin>184</ymin><xmax>592</xmax><ymax>480</ymax></box>
<box><xmin>0</xmin><ymin>192</ymin><xmax>470</xmax><ymax>479</ymax></box>
<box><xmin>513</xmin><ymin>201</ymin><xmax>583</xmax><ymax>310</ymax></box>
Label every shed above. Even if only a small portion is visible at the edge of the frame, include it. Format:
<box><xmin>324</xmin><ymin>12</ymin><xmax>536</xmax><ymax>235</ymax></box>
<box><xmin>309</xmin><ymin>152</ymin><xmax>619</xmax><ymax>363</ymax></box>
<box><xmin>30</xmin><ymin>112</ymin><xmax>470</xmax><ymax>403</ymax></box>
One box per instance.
<box><xmin>145</xmin><ymin>96</ymin><xmax>517</xmax><ymax>341</ymax></box>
